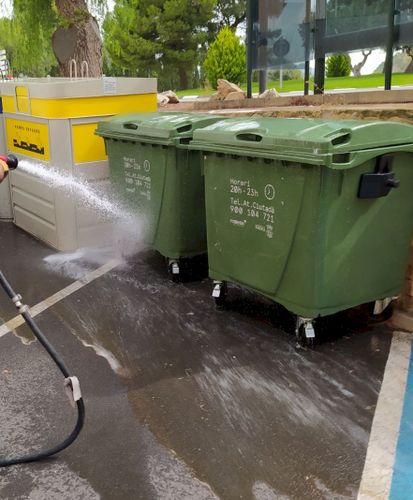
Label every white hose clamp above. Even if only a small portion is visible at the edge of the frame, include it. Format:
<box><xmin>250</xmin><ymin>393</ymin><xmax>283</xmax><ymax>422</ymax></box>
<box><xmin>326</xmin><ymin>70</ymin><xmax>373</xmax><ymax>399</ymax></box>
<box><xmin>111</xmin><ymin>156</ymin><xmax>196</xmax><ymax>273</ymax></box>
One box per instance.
<box><xmin>64</xmin><ymin>376</ymin><xmax>82</xmax><ymax>407</ymax></box>
<box><xmin>11</xmin><ymin>294</ymin><xmax>30</xmax><ymax>314</ymax></box>
<box><xmin>11</xmin><ymin>294</ymin><xmax>22</xmax><ymax>305</ymax></box>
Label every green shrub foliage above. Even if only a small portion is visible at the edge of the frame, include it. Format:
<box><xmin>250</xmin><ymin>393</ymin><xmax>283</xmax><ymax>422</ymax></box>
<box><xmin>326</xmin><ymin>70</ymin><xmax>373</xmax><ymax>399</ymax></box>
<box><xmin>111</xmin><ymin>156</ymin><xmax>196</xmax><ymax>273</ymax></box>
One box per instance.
<box><xmin>326</xmin><ymin>53</ymin><xmax>352</xmax><ymax>77</ymax></box>
<box><xmin>203</xmin><ymin>26</ymin><xmax>246</xmax><ymax>89</ymax></box>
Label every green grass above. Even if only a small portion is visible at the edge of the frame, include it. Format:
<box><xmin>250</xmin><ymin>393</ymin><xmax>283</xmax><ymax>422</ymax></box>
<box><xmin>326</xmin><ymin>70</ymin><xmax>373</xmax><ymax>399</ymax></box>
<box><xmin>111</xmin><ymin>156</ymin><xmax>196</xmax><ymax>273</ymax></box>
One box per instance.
<box><xmin>176</xmin><ymin>73</ymin><xmax>413</xmax><ymax>97</ymax></box>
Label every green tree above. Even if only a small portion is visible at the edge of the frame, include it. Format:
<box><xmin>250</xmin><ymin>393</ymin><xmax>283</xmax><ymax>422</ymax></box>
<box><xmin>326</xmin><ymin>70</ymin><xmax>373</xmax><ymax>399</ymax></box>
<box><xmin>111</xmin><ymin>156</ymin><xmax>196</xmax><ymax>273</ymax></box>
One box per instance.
<box><xmin>215</xmin><ymin>0</ymin><xmax>246</xmax><ymax>31</ymax></box>
<box><xmin>0</xmin><ymin>10</ymin><xmax>57</xmax><ymax>76</ymax></box>
<box><xmin>10</xmin><ymin>0</ymin><xmax>106</xmax><ymax>76</ymax></box>
<box><xmin>326</xmin><ymin>53</ymin><xmax>351</xmax><ymax>78</ymax></box>
<box><xmin>203</xmin><ymin>26</ymin><xmax>246</xmax><ymax>89</ymax></box>
<box><xmin>103</xmin><ymin>0</ymin><xmax>215</xmax><ymax>90</ymax></box>
<box><xmin>103</xmin><ymin>0</ymin><xmax>162</xmax><ymax>79</ymax></box>
<box><xmin>158</xmin><ymin>0</ymin><xmax>216</xmax><ymax>89</ymax></box>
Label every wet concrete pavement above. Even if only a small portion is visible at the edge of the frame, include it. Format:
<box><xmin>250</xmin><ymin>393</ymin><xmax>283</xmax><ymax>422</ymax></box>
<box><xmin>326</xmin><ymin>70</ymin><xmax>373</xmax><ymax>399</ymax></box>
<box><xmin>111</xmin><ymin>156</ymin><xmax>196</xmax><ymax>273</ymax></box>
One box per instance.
<box><xmin>0</xmin><ymin>222</ymin><xmax>392</xmax><ymax>499</ymax></box>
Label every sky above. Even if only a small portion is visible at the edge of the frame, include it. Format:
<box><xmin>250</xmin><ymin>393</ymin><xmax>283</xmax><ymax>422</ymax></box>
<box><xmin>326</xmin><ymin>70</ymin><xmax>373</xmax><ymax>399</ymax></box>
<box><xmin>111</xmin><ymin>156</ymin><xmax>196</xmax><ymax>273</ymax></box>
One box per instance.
<box><xmin>351</xmin><ymin>49</ymin><xmax>385</xmax><ymax>74</ymax></box>
<box><xmin>0</xmin><ymin>0</ymin><xmax>386</xmax><ymax>75</ymax></box>
<box><xmin>0</xmin><ymin>0</ymin><xmax>12</xmax><ymax>17</ymax></box>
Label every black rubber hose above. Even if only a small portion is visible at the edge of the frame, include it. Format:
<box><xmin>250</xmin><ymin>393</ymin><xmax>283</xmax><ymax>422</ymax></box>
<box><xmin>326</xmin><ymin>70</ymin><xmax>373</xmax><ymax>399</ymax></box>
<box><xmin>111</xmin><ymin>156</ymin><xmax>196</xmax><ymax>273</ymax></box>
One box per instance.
<box><xmin>0</xmin><ymin>271</ymin><xmax>85</xmax><ymax>467</ymax></box>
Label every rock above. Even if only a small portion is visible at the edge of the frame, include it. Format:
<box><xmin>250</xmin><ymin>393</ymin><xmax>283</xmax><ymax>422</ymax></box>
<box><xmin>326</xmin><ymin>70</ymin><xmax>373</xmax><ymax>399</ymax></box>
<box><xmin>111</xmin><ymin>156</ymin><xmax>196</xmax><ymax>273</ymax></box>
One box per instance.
<box><xmin>217</xmin><ymin>79</ymin><xmax>244</xmax><ymax>96</ymax></box>
<box><xmin>157</xmin><ymin>94</ymin><xmax>169</xmax><ymax>107</ymax></box>
<box><xmin>209</xmin><ymin>79</ymin><xmax>246</xmax><ymax>101</ymax></box>
<box><xmin>161</xmin><ymin>90</ymin><xmax>180</xmax><ymax>104</ymax></box>
<box><xmin>259</xmin><ymin>88</ymin><xmax>280</xmax><ymax>99</ymax></box>
<box><xmin>224</xmin><ymin>91</ymin><xmax>246</xmax><ymax>101</ymax></box>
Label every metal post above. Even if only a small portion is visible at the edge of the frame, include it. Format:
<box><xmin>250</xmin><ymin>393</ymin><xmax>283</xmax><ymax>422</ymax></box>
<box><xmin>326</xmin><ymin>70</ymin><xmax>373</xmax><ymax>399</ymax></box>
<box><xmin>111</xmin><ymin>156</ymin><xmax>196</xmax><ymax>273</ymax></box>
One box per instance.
<box><xmin>304</xmin><ymin>61</ymin><xmax>310</xmax><ymax>95</ymax></box>
<box><xmin>259</xmin><ymin>70</ymin><xmax>267</xmax><ymax>94</ymax></box>
<box><xmin>384</xmin><ymin>0</ymin><xmax>396</xmax><ymax>91</ymax></box>
<box><xmin>246</xmin><ymin>0</ymin><xmax>253</xmax><ymax>98</ymax></box>
<box><xmin>314</xmin><ymin>0</ymin><xmax>326</xmax><ymax>95</ymax></box>
<box><xmin>304</xmin><ymin>0</ymin><xmax>311</xmax><ymax>95</ymax></box>
<box><xmin>258</xmin><ymin>0</ymin><xmax>269</xmax><ymax>95</ymax></box>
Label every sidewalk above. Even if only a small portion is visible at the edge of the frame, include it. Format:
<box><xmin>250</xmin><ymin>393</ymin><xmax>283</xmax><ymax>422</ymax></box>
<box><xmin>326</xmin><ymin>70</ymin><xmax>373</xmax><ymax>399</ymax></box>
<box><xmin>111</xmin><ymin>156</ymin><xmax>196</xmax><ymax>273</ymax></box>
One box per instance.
<box><xmin>390</xmin><ymin>336</ymin><xmax>413</xmax><ymax>498</ymax></box>
<box><xmin>358</xmin><ymin>332</ymin><xmax>413</xmax><ymax>499</ymax></box>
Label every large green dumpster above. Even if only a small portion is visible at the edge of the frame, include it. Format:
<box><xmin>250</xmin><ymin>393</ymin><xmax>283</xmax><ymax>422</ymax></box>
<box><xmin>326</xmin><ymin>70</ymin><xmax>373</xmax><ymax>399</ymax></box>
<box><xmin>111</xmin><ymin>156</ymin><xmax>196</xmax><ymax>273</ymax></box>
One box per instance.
<box><xmin>191</xmin><ymin>117</ymin><xmax>413</xmax><ymax>342</ymax></box>
<box><xmin>96</xmin><ymin>112</ymin><xmax>223</xmax><ymax>277</ymax></box>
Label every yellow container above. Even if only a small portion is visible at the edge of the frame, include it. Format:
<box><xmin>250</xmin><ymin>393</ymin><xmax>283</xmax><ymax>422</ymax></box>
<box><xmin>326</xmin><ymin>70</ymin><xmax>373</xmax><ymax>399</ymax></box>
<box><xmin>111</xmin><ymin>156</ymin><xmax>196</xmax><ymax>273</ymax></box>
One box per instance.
<box><xmin>0</xmin><ymin>77</ymin><xmax>157</xmax><ymax>250</ymax></box>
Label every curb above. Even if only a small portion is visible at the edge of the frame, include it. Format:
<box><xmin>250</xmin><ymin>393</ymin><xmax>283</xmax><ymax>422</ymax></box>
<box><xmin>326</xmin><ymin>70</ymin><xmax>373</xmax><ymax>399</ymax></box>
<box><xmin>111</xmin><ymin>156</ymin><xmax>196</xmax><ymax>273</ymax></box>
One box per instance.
<box><xmin>390</xmin><ymin>310</ymin><xmax>413</xmax><ymax>333</ymax></box>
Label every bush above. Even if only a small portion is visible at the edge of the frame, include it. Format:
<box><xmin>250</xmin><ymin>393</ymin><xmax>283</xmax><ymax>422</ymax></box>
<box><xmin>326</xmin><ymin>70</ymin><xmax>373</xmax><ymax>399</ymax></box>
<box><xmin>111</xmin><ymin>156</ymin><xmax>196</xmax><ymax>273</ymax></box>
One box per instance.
<box><xmin>268</xmin><ymin>69</ymin><xmax>303</xmax><ymax>81</ymax></box>
<box><xmin>326</xmin><ymin>54</ymin><xmax>351</xmax><ymax>77</ymax></box>
<box><xmin>203</xmin><ymin>26</ymin><xmax>246</xmax><ymax>89</ymax></box>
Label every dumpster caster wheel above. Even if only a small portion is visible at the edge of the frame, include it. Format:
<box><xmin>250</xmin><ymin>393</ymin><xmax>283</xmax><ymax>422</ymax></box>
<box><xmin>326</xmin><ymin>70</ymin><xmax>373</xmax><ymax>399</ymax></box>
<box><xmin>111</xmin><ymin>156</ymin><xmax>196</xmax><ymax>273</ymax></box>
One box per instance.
<box><xmin>305</xmin><ymin>335</ymin><xmax>315</xmax><ymax>349</ymax></box>
<box><xmin>371</xmin><ymin>297</ymin><xmax>396</xmax><ymax>323</ymax></box>
<box><xmin>212</xmin><ymin>281</ymin><xmax>227</xmax><ymax>309</ymax></box>
<box><xmin>295</xmin><ymin>317</ymin><xmax>315</xmax><ymax>349</ymax></box>
<box><xmin>168</xmin><ymin>260</ymin><xmax>180</xmax><ymax>282</ymax></box>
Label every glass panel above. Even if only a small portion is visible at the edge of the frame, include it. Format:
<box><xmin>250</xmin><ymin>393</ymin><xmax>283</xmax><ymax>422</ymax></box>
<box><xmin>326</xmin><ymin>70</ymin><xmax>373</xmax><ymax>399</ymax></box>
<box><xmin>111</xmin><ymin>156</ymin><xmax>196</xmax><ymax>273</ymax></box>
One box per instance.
<box><xmin>251</xmin><ymin>0</ymin><xmax>314</xmax><ymax>70</ymax></box>
<box><xmin>323</xmin><ymin>0</ymin><xmax>387</xmax><ymax>53</ymax></box>
<box><xmin>249</xmin><ymin>0</ymin><xmax>413</xmax><ymax>70</ymax></box>
<box><xmin>396</xmin><ymin>1</ymin><xmax>413</xmax><ymax>45</ymax></box>
<box><xmin>325</xmin><ymin>1</ymin><xmax>387</xmax><ymax>37</ymax></box>
<box><xmin>323</xmin><ymin>0</ymin><xmax>413</xmax><ymax>54</ymax></box>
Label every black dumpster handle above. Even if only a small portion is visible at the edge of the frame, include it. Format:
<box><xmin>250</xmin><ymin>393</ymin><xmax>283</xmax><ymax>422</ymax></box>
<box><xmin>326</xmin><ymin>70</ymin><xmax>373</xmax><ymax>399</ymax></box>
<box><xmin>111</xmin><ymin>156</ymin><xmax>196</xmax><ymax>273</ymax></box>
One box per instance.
<box><xmin>236</xmin><ymin>133</ymin><xmax>263</xmax><ymax>142</ymax></box>
<box><xmin>123</xmin><ymin>123</ymin><xmax>138</xmax><ymax>130</ymax></box>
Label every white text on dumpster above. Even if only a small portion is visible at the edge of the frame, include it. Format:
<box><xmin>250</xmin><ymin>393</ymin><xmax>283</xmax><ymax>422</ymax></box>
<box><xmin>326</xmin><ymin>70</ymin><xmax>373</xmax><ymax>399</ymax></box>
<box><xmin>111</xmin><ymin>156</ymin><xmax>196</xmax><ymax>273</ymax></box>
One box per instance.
<box><xmin>228</xmin><ymin>178</ymin><xmax>275</xmax><ymax>239</ymax></box>
<box><xmin>123</xmin><ymin>157</ymin><xmax>152</xmax><ymax>201</ymax></box>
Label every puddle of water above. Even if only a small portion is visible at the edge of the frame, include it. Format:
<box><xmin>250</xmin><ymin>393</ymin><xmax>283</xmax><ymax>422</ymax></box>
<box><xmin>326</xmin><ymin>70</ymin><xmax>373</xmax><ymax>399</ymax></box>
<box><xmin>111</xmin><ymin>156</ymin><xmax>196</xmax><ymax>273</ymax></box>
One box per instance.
<box><xmin>43</xmin><ymin>248</ymin><xmax>116</xmax><ymax>280</ymax></box>
<box><xmin>12</xmin><ymin>324</ymin><xmax>36</xmax><ymax>346</ymax></box>
<box><xmin>252</xmin><ymin>481</ymin><xmax>290</xmax><ymax>500</ymax></box>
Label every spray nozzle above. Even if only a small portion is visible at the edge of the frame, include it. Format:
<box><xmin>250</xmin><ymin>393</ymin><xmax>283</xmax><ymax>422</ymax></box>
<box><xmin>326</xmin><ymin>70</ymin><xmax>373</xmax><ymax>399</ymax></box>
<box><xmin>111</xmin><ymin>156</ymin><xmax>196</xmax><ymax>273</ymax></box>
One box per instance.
<box><xmin>0</xmin><ymin>155</ymin><xmax>18</xmax><ymax>170</ymax></box>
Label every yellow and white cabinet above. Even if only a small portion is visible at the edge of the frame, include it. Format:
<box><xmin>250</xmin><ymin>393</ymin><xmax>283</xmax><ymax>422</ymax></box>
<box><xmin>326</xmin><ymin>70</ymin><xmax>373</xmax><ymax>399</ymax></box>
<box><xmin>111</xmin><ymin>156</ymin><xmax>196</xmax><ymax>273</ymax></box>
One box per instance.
<box><xmin>0</xmin><ymin>77</ymin><xmax>157</xmax><ymax>250</ymax></box>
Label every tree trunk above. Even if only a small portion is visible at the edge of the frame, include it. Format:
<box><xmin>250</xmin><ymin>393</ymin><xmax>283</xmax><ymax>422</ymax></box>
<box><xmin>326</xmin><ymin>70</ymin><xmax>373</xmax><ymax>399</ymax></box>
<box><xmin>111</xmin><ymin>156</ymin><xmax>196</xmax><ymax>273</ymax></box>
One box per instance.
<box><xmin>54</xmin><ymin>0</ymin><xmax>102</xmax><ymax>77</ymax></box>
<box><xmin>350</xmin><ymin>50</ymin><xmax>372</xmax><ymax>78</ymax></box>
<box><xmin>352</xmin><ymin>66</ymin><xmax>362</xmax><ymax>77</ymax></box>
<box><xmin>178</xmin><ymin>66</ymin><xmax>189</xmax><ymax>90</ymax></box>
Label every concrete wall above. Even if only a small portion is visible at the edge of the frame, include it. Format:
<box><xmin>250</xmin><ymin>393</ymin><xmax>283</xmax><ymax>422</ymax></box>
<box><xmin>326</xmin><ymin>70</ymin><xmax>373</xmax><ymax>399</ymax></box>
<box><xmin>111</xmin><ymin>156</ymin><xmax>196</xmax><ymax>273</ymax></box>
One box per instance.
<box><xmin>192</xmin><ymin>89</ymin><xmax>413</xmax><ymax>112</ymax></box>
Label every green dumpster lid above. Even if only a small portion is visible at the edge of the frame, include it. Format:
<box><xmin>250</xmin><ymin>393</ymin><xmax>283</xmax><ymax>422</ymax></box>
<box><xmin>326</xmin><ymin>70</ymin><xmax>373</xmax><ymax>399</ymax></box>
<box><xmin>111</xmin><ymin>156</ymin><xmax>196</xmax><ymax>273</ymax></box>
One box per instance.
<box><xmin>190</xmin><ymin>118</ymin><xmax>413</xmax><ymax>168</ymax></box>
<box><xmin>96</xmin><ymin>112</ymin><xmax>223</xmax><ymax>145</ymax></box>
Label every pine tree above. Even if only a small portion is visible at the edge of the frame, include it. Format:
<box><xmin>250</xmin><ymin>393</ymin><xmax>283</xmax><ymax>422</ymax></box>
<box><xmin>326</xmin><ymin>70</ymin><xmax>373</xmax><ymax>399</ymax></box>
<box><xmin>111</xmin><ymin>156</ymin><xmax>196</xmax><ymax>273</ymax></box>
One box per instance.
<box><xmin>103</xmin><ymin>0</ymin><xmax>215</xmax><ymax>90</ymax></box>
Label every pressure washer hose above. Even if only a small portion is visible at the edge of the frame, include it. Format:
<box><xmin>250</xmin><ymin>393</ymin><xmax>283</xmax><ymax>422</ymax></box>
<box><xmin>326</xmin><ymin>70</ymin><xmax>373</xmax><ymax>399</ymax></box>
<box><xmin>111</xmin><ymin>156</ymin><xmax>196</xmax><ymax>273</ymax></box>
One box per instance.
<box><xmin>0</xmin><ymin>271</ymin><xmax>85</xmax><ymax>467</ymax></box>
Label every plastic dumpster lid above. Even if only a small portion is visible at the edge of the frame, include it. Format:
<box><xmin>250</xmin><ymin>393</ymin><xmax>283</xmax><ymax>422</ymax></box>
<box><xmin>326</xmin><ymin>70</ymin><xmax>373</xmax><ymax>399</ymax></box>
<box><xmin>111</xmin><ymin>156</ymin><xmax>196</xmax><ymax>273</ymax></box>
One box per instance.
<box><xmin>190</xmin><ymin>117</ymin><xmax>413</xmax><ymax>169</ymax></box>
<box><xmin>96</xmin><ymin>112</ymin><xmax>223</xmax><ymax>144</ymax></box>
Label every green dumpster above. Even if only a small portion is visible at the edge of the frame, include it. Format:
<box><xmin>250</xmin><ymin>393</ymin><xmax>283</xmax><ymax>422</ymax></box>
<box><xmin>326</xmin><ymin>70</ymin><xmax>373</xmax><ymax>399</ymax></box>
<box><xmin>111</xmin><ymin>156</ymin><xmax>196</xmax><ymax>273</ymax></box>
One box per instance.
<box><xmin>191</xmin><ymin>117</ymin><xmax>413</xmax><ymax>342</ymax></box>
<box><xmin>96</xmin><ymin>112</ymin><xmax>223</xmax><ymax>277</ymax></box>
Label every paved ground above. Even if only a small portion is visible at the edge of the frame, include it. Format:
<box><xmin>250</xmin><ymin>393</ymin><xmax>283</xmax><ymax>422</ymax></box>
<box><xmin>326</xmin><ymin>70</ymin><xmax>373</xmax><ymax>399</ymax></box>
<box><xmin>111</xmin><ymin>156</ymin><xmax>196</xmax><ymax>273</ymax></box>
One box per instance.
<box><xmin>0</xmin><ymin>222</ymin><xmax>398</xmax><ymax>499</ymax></box>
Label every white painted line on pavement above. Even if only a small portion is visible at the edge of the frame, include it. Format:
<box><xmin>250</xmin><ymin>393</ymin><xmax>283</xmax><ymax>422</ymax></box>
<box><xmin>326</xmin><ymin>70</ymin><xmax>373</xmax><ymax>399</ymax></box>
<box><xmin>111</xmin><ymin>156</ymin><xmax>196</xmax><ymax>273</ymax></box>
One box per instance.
<box><xmin>0</xmin><ymin>259</ymin><xmax>120</xmax><ymax>338</ymax></box>
<box><xmin>357</xmin><ymin>331</ymin><xmax>413</xmax><ymax>500</ymax></box>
